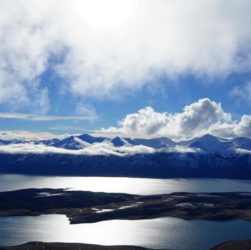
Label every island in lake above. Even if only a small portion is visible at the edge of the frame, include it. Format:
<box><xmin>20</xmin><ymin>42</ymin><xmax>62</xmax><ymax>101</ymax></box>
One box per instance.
<box><xmin>1</xmin><ymin>188</ymin><xmax>251</xmax><ymax>224</ymax></box>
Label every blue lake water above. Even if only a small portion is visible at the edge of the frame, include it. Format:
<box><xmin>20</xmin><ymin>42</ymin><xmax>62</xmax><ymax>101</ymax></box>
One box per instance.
<box><xmin>1</xmin><ymin>174</ymin><xmax>251</xmax><ymax>249</ymax></box>
<box><xmin>0</xmin><ymin>215</ymin><xmax>251</xmax><ymax>250</ymax></box>
<box><xmin>1</xmin><ymin>174</ymin><xmax>251</xmax><ymax>194</ymax></box>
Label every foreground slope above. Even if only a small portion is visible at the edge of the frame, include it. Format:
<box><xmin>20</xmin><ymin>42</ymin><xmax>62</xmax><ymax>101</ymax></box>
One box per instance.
<box><xmin>0</xmin><ymin>242</ymin><xmax>153</xmax><ymax>250</ymax></box>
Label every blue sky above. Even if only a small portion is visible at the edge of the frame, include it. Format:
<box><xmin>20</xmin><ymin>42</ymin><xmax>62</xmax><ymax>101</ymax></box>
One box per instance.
<box><xmin>0</xmin><ymin>0</ymin><xmax>251</xmax><ymax>139</ymax></box>
<box><xmin>0</xmin><ymin>71</ymin><xmax>250</xmax><ymax>137</ymax></box>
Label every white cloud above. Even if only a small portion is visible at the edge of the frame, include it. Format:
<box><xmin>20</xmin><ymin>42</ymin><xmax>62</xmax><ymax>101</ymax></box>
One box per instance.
<box><xmin>35</xmin><ymin>88</ymin><xmax>50</xmax><ymax>114</ymax></box>
<box><xmin>230</xmin><ymin>81</ymin><xmax>251</xmax><ymax>103</ymax></box>
<box><xmin>0</xmin><ymin>144</ymin><xmax>80</xmax><ymax>155</ymax></box>
<box><xmin>209</xmin><ymin>115</ymin><xmax>251</xmax><ymax>138</ymax></box>
<box><xmin>0</xmin><ymin>141</ymin><xmax>155</xmax><ymax>156</ymax></box>
<box><xmin>100</xmin><ymin>98</ymin><xmax>251</xmax><ymax>139</ymax></box>
<box><xmin>161</xmin><ymin>146</ymin><xmax>201</xmax><ymax>153</ymax></box>
<box><xmin>0</xmin><ymin>138</ymin><xmax>201</xmax><ymax>156</ymax></box>
<box><xmin>0</xmin><ymin>130</ymin><xmax>66</xmax><ymax>140</ymax></box>
<box><xmin>0</xmin><ymin>113</ymin><xmax>96</xmax><ymax>121</ymax></box>
<box><xmin>116</xmin><ymin>144</ymin><xmax>155</xmax><ymax>155</ymax></box>
<box><xmin>75</xmin><ymin>103</ymin><xmax>97</xmax><ymax>120</ymax></box>
<box><xmin>234</xmin><ymin>115</ymin><xmax>251</xmax><ymax>137</ymax></box>
<box><xmin>234</xmin><ymin>148</ymin><xmax>251</xmax><ymax>154</ymax></box>
<box><xmin>104</xmin><ymin>106</ymin><xmax>169</xmax><ymax>135</ymax></box>
<box><xmin>0</xmin><ymin>0</ymin><xmax>251</xmax><ymax>108</ymax></box>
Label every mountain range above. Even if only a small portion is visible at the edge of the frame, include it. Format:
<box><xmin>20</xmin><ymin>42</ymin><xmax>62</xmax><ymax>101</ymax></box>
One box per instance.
<box><xmin>0</xmin><ymin>133</ymin><xmax>251</xmax><ymax>178</ymax></box>
<box><xmin>1</xmin><ymin>133</ymin><xmax>251</xmax><ymax>152</ymax></box>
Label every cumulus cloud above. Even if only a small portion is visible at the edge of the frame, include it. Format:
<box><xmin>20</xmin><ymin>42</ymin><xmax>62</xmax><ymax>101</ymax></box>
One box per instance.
<box><xmin>0</xmin><ymin>0</ymin><xmax>251</xmax><ymax>109</ymax></box>
<box><xmin>234</xmin><ymin>115</ymin><xmax>251</xmax><ymax>137</ymax></box>
<box><xmin>100</xmin><ymin>98</ymin><xmax>251</xmax><ymax>139</ymax></box>
<box><xmin>103</xmin><ymin>106</ymin><xmax>169</xmax><ymax>135</ymax></box>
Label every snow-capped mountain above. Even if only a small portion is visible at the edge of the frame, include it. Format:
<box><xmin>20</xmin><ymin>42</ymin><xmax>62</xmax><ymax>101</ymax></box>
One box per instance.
<box><xmin>187</xmin><ymin>134</ymin><xmax>251</xmax><ymax>153</ymax></box>
<box><xmin>45</xmin><ymin>134</ymin><xmax>177</xmax><ymax>149</ymax></box>
<box><xmin>132</xmin><ymin>137</ymin><xmax>176</xmax><ymax>148</ymax></box>
<box><xmin>52</xmin><ymin>136</ymin><xmax>91</xmax><ymax>150</ymax></box>
<box><xmin>2</xmin><ymin>133</ymin><xmax>251</xmax><ymax>154</ymax></box>
<box><xmin>1</xmin><ymin>133</ymin><xmax>251</xmax><ymax>178</ymax></box>
<box><xmin>77</xmin><ymin>134</ymin><xmax>106</xmax><ymax>144</ymax></box>
<box><xmin>231</xmin><ymin>137</ymin><xmax>251</xmax><ymax>151</ymax></box>
<box><xmin>188</xmin><ymin>134</ymin><xmax>232</xmax><ymax>152</ymax></box>
<box><xmin>40</xmin><ymin>133</ymin><xmax>251</xmax><ymax>154</ymax></box>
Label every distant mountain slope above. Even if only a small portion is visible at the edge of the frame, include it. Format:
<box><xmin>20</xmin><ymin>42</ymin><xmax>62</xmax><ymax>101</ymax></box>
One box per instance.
<box><xmin>0</xmin><ymin>151</ymin><xmax>251</xmax><ymax>178</ymax></box>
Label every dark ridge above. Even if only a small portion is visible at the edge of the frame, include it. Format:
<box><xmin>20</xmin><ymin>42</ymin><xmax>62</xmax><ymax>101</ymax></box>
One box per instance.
<box><xmin>0</xmin><ymin>242</ymin><xmax>157</xmax><ymax>250</ymax></box>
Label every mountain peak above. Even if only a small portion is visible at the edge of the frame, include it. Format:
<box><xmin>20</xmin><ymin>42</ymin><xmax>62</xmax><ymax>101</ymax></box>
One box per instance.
<box><xmin>78</xmin><ymin>134</ymin><xmax>105</xmax><ymax>144</ymax></box>
<box><xmin>200</xmin><ymin>134</ymin><xmax>218</xmax><ymax>140</ymax></box>
<box><xmin>111</xmin><ymin>136</ymin><xmax>129</xmax><ymax>147</ymax></box>
<box><xmin>189</xmin><ymin>134</ymin><xmax>231</xmax><ymax>152</ymax></box>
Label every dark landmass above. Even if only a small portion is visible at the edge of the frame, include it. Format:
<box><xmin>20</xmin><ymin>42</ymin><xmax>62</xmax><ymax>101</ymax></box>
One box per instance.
<box><xmin>1</xmin><ymin>189</ymin><xmax>251</xmax><ymax>223</ymax></box>
<box><xmin>0</xmin><ymin>242</ymin><xmax>154</xmax><ymax>250</ymax></box>
<box><xmin>1</xmin><ymin>152</ymin><xmax>251</xmax><ymax>179</ymax></box>
<box><xmin>210</xmin><ymin>239</ymin><xmax>251</xmax><ymax>250</ymax></box>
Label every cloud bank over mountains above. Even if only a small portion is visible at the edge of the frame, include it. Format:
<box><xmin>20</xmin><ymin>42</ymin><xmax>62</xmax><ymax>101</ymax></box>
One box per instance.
<box><xmin>0</xmin><ymin>0</ymin><xmax>251</xmax><ymax>111</ymax></box>
<box><xmin>100</xmin><ymin>98</ymin><xmax>251</xmax><ymax>139</ymax></box>
<box><xmin>0</xmin><ymin>142</ymin><xmax>157</xmax><ymax>157</ymax></box>
<box><xmin>0</xmin><ymin>132</ymin><xmax>250</xmax><ymax>157</ymax></box>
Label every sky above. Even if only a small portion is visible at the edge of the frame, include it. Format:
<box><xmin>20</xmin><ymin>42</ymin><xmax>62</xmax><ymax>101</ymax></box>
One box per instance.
<box><xmin>0</xmin><ymin>0</ymin><xmax>251</xmax><ymax>139</ymax></box>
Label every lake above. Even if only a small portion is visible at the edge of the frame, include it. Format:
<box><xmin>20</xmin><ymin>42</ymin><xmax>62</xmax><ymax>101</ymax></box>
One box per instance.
<box><xmin>1</xmin><ymin>174</ymin><xmax>251</xmax><ymax>194</ymax></box>
<box><xmin>1</xmin><ymin>174</ymin><xmax>251</xmax><ymax>249</ymax></box>
<box><xmin>1</xmin><ymin>215</ymin><xmax>251</xmax><ymax>250</ymax></box>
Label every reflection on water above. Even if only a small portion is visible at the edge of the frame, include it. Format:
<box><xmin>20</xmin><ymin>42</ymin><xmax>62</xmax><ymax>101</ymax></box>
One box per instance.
<box><xmin>1</xmin><ymin>215</ymin><xmax>251</xmax><ymax>250</ymax></box>
<box><xmin>1</xmin><ymin>174</ymin><xmax>251</xmax><ymax>194</ymax></box>
<box><xmin>1</xmin><ymin>175</ymin><xmax>251</xmax><ymax>249</ymax></box>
